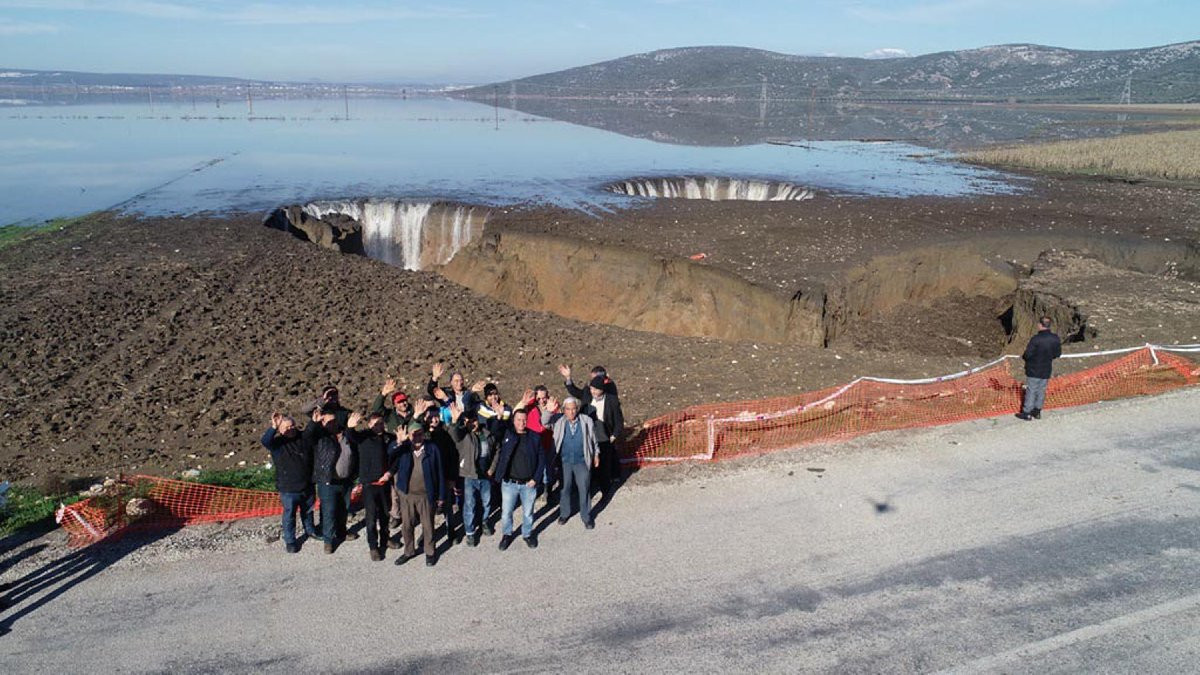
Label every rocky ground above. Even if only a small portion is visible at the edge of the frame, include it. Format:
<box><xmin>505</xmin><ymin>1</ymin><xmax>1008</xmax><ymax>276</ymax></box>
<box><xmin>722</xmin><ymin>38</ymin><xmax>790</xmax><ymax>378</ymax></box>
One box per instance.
<box><xmin>0</xmin><ymin>174</ymin><xmax>1197</xmax><ymax>485</ymax></box>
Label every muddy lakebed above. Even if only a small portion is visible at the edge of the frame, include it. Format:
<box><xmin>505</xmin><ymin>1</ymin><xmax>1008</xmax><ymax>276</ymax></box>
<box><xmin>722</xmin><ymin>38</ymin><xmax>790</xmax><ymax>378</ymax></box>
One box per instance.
<box><xmin>2</xmin><ymin>98</ymin><xmax>1199</xmax><ymax>483</ymax></box>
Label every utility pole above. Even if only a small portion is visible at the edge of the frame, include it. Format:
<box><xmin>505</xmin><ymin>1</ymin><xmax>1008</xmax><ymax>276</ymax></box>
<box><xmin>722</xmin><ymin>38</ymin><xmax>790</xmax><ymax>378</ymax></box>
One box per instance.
<box><xmin>343</xmin><ymin>85</ymin><xmax>349</xmax><ymax>120</ymax></box>
<box><xmin>247</xmin><ymin>86</ymin><xmax>254</xmax><ymax>116</ymax></box>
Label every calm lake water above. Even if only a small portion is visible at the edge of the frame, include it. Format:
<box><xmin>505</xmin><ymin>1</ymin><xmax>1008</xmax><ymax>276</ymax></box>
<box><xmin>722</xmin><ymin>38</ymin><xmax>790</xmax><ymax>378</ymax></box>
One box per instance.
<box><xmin>0</xmin><ymin>98</ymin><xmax>1024</xmax><ymax>226</ymax></box>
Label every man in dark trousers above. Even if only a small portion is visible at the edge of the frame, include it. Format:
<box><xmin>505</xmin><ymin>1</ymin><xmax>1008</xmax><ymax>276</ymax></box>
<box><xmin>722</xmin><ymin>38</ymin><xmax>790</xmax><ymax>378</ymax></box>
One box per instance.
<box><xmin>348</xmin><ymin>411</ymin><xmax>395</xmax><ymax>561</ymax></box>
<box><xmin>1018</xmin><ymin>316</ymin><xmax>1062</xmax><ymax>421</ymax></box>
<box><xmin>392</xmin><ymin>426</ymin><xmax>445</xmax><ymax>567</ymax></box>
<box><xmin>490</xmin><ymin>409</ymin><xmax>545</xmax><ymax>551</ymax></box>
<box><xmin>584</xmin><ymin>375</ymin><xmax>624</xmax><ymax>494</ymax></box>
<box><xmin>261</xmin><ymin>409</ymin><xmax>326</xmax><ymax>553</ymax></box>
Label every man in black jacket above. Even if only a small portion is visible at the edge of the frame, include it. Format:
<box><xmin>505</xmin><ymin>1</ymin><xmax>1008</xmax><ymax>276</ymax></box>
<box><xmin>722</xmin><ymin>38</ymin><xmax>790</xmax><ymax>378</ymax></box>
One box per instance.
<box><xmin>584</xmin><ymin>375</ymin><xmax>624</xmax><ymax>494</ymax></box>
<box><xmin>1018</xmin><ymin>316</ymin><xmax>1063</xmax><ymax>421</ymax></box>
<box><xmin>490</xmin><ymin>409</ymin><xmax>545</xmax><ymax>551</ymax></box>
<box><xmin>558</xmin><ymin>364</ymin><xmax>619</xmax><ymax>407</ymax></box>
<box><xmin>261</xmin><ymin>410</ymin><xmax>326</xmax><ymax>553</ymax></box>
<box><xmin>349</xmin><ymin>411</ymin><xmax>396</xmax><ymax>561</ymax></box>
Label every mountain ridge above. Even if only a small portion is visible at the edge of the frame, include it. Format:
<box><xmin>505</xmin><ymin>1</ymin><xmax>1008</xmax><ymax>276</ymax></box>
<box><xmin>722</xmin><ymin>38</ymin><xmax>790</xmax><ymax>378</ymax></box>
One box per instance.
<box><xmin>455</xmin><ymin>40</ymin><xmax>1200</xmax><ymax>103</ymax></box>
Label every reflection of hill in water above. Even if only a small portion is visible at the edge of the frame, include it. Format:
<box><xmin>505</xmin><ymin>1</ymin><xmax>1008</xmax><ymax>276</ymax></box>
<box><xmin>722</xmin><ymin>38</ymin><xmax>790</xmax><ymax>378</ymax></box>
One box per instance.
<box><xmin>502</xmin><ymin>99</ymin><xmax>1169</xmax><ymax>149</ymax></box>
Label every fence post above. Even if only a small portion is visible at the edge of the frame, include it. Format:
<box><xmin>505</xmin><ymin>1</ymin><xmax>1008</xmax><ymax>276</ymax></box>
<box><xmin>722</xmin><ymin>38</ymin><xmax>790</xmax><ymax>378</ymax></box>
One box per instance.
<box><xmin>706</xmin><ymin>416</ymin><xmax>717</xmax><ymax>460</ymax></box>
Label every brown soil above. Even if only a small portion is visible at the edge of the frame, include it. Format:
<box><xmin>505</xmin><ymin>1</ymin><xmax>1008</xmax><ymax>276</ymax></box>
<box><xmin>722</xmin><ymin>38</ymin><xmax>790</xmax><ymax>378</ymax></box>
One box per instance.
<box><xmin>1</xmin><ymin>175</ymin><xmax>1198</xmax><ymax>484</ymax></box>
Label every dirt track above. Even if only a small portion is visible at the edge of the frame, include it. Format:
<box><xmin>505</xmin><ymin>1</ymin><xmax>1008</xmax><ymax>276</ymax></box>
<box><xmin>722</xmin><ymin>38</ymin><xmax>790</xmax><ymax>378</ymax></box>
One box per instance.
<box><xmin>0</xmin><ymin>174</ymin><xmax>1198</xmax><ymax>483</ymax></box>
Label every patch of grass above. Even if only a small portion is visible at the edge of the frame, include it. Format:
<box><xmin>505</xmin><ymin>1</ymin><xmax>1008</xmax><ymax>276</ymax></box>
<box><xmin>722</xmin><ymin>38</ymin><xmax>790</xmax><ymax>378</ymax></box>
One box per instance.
<box><xmin>0</xmin><ymin>212</ymin><xmax>96</xmax><ymax>250</ymax></box>
<box><xmin>964</xmin><ymin>129</ymin><xmax>1200</xmax><ymax>182</ymax></box>
<box><xmin>0</xmin><ymin>485</ymin><xmax>83</xmax><ymax>537</ymax></box>
<box><xmin>186</xmin><ymin>466</ymin><xmax>276</xmax><ymax>492</ymax></box>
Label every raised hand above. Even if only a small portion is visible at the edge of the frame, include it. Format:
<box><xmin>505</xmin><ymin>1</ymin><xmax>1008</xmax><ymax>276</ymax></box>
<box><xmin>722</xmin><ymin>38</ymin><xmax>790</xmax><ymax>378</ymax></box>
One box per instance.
<box><xmin>519</xmin><ymin>388</ymin><xmax>535</xmax><ymax>408</ymax></box>
<box><xmin>449</xmin><ymin>402</ymin><xmax>463</xmax><ymax>422</ymax></box>
<box><xmin>270</xmin><ymin>412</ymin><xmax>283</xmax><ymax>429</ymax></box>
<box><xmin>380</xmin><ymin>378</ymin><xmax>396</xmax><ymax>396</ymax></box>
<box><xmin>470</xmin><ymin>379</ymin><xmax>486</xmax><ymax>394</ymax></box>
<box><xmin>557</xmin><ymin>364</ymin><xmax>571</xmax><ymax>380</ymax></box>
<box><xmin>432</xmin><ymin>387</ymin><xmax>449</xmax><ymax>402</ymax></box>
<box><xmin>546</xmin><ymin>396</ymin><xmax>560</xmax><ymax>412</ymax></box>
<box><xmin>347</xmin><ymin>411</ymin><xmax>363</xmax><ymax>429</ymax></box>
<box><xmin>431</xmin><ymin>361</ymin><xmax>445</xmax><ymax>381</ymax></box>
<box><xmin>414</xmin><ymin>398</ymin><xmax>433</xmax><ymax>417</ymax></box>
<box><xmin>310</xmin><ymin>407</ymin><xmax>322</xmax><ymax>423</ymax></box>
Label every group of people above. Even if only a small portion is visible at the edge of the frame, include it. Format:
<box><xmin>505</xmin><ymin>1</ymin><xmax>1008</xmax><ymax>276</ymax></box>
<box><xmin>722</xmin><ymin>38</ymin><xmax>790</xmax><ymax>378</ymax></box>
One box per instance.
<box><xmin>260</xmin><ymin>362</ymin><xmax>624</xmax><ymax>567</ymax></box>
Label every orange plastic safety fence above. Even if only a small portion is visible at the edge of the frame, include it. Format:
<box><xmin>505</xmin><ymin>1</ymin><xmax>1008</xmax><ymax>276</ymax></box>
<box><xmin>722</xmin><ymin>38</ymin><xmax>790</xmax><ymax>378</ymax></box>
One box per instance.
<box><xmin>57</xmin><ymin>347</ymin><xmax>1199</xmax><ymax>546</ymax></box>
<box><xmin>58</xmin><ymin>475</ymin><xmax>283</xmax><ymax>547</ymax></box>
<box><xmin>622</xmin><ymin>347</ymin><xmax>1199</xmax><ymax>466</ymax></box>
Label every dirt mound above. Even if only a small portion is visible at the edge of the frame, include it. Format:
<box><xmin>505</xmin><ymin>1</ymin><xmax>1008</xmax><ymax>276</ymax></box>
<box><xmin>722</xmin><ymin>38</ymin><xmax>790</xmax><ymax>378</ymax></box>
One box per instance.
<box><xmin>0</xmin><ymin>213</ymin><xmax>979</xmax><ymax>483</ymax></box>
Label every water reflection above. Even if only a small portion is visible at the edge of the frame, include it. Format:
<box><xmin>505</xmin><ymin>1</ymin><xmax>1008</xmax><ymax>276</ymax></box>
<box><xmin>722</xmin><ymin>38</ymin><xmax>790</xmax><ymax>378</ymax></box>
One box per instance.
<box><xmin>0</xmin><ymin>98</ymin><xmax>1027</xmax><ymax>226</ymax></box>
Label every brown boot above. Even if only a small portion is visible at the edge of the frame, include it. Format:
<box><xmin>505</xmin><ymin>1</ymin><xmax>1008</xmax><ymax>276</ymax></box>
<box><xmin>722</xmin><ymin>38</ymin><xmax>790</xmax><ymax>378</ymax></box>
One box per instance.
<box><xmin>369</xmin><ymin>548</ymin><xmax>383</xmax><ymax>562</ymax></box>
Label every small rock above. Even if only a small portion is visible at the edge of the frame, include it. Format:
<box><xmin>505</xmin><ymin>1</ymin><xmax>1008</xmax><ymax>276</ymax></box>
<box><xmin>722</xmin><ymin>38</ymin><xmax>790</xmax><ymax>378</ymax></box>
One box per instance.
<box><xmin>181</xmin><ymin>469</ymin><xmax>201</xmax><ymax>479</ymax></box>
<box><xmin>126</xmin><ymin>498</ymin><xmax>155</xmax><ymax>518</ymax></box>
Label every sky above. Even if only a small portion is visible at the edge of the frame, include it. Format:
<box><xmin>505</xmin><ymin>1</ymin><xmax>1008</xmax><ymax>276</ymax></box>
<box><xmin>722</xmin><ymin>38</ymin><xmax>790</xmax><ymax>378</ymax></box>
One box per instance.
<box><xmin>0</xmin><ymin>0</ymin><xmax>1196</xmax><ymax>83</ymax></box>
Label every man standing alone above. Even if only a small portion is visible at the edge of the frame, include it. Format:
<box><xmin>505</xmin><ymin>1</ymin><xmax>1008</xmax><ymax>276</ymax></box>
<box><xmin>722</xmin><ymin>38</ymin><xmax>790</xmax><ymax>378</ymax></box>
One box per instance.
<box><xmin>1017</xmin><ymin>316</ymin><xmax>1062</xmax><ymax>421</ymax></box>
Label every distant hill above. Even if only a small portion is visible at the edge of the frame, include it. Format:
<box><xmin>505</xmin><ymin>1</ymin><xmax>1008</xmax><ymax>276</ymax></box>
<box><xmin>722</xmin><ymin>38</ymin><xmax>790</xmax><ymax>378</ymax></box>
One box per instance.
<box><xmin>0</xmin><ymin>68</ymin><xmax>252</xmax><ymax>87</ymax></box>
<box><xmin>456</xmin><ymin>41</ymin><xmax>1200</xmax><ymax>103</ymax></box>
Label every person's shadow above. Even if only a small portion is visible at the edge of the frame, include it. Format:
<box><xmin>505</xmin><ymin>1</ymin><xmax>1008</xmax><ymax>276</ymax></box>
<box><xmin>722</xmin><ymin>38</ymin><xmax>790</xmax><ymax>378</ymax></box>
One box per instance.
<box><xmin>0</xmin><ymin>525</ymin><xmax>180</xmax><ymax>637</ymax></box>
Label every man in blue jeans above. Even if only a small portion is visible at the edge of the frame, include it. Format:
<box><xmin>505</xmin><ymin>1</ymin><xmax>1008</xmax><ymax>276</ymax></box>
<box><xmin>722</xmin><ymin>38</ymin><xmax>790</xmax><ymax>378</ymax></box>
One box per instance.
<box><xmin>261</xmin><ymin>410</ymin><xmax>326</xmax><ymax>553</ymax></box>
<box><xmin>448</xmin><ymin>404</ymin><xmax>495</xmax><ymax>546</ymax></box>
<box><xmin>489</xmin><ymin>408</ymin><xmax>544</xmax><ymax>550</ymax></box>
<box><xmin>1018</xmin><ymin>316</ymin><xmax>1062</xmax><ymax>421</ymax></box>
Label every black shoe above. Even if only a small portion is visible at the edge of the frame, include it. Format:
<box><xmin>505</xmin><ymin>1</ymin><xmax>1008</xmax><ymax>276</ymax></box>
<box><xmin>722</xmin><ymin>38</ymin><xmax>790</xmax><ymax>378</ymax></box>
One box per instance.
<box><xmin>585</xmin><ymin>521</ymin><xmax>595</xmax><ymax>530</ymax></box>
<box><xmin>483</xmin><ymin>523</ymin><xmax>495</xmax><ymax>536</ymax></box>
<box><xmin>370</xmin><ymin>549</ymin><xmax>383</xmax><ymax>562</ymax></box>
<box><xmin>1031</xmin><ymin>408</ymin><xmax>1042</xmax><ymax>419</ymax></box>
<box><xmin>387</xmin><ymin>538</ymin><xmax>401</xmax><ymax>549</ymax></box>
<box><xmin>285</xmin><ymin>543</ymin><xmax>298</xmax><ymax>554</ymax></box>
<box><xmin>393</xmin><ymin>553</ymin><xmax>414</xmax><ymax>566</ymax></box>
<box><xmin>557</xmin><ymin>517</ymin><xmax>568</xmax><ymax>525</ymax></box>
<box><xmin>425</xmin><ymin>555</ymin><xmax>436</xmax><ymax>567</ymax></box>
<box><xmin>499</xmin><ymin>534</ymin><xmax>514</xmax><ymax>551</ymax></box>
<box><xmin>323</xmin><ymin>542</ymin><xmax>335</xmax><ymax>554</ymax></box>
<box><xmin>454</xmin><ymin>533</ymin><xmax>464</xmax><ymax>544</ymax></box>
<box><xmin>343</xmin><ymin>531</ymin><xmax>359</xmax><ymax>541</ymax></box>
<box><xmin>525</xmin><ymin>536</ymin><xmax>538</xmax><ymax>549</ymax></box>
<box><xmin>466</xmin><ymin>535</ymin><xmax>478</xmax><ymax>547</ymax></box>
<box><xmin>1015</xmin><ymin>412</ymin><xmax>1031</xmax><ymax>421</ymax></box>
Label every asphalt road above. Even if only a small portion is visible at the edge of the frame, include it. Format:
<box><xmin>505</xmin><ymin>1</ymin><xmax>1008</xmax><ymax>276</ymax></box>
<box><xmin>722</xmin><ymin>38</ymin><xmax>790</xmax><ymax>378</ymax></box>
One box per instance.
<box><xmin>3</xmin><ymin>388</ymin><xmax>1200</xmax><ymax>673</ymax></box>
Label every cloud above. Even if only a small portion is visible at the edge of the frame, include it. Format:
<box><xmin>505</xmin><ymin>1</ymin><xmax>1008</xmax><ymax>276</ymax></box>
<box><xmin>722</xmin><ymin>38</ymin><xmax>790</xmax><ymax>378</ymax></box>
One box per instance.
<box><xmin>0</xmin><ymin>17</ymin><xmax>60</xmax><ymax>35</ymax></box>
<box><xmin>863</xmin><ymin>48</ymin><xmax>912</xmax><ymax>59</ymax></box>
<box><xmin>0</xmin><ymin>1</ymin><xmax>486</xmax><ymax>25</ymax></box>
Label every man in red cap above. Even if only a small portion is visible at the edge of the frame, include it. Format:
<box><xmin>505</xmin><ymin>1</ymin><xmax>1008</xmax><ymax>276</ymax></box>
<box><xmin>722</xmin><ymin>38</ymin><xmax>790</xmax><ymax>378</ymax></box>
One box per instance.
<box><xmin>372</xmin><ymin>377</ymin><xmax>420</xmax><ymax>542</ymax></box>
